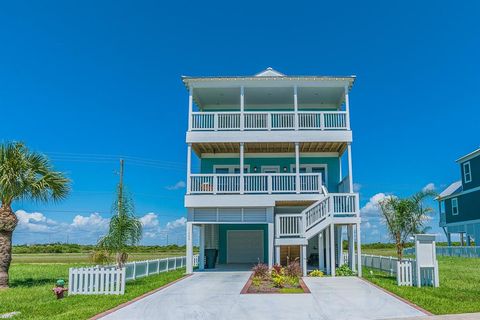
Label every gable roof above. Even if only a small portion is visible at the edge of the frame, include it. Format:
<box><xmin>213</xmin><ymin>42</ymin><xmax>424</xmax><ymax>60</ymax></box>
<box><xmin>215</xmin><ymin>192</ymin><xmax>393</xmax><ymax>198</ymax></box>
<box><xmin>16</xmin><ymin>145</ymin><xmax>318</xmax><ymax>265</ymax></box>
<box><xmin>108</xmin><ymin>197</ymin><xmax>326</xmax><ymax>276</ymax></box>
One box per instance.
<box><xmin>437</xmin><ymin>180</ymin><xmax>463</xmax><ymax>200</ymax></box>
<box><xmin>254</xmin><ymin>67</ymin><xmax>286</xmax><ymax>77</ymax></box>
<box><xmin>456</xmin><ymin>148</ymin><xmax>480</xmax><ymax>163</ymax></box>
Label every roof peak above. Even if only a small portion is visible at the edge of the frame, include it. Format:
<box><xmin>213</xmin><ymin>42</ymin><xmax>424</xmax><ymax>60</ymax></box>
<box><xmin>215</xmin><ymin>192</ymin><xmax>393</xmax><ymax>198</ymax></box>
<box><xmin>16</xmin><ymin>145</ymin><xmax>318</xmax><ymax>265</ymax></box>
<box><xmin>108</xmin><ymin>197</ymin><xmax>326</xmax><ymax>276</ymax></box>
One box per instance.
<box><xmin>254</xmin><ymin>67</ymin><xmax>286</xmax><ymax>77</ymax></box>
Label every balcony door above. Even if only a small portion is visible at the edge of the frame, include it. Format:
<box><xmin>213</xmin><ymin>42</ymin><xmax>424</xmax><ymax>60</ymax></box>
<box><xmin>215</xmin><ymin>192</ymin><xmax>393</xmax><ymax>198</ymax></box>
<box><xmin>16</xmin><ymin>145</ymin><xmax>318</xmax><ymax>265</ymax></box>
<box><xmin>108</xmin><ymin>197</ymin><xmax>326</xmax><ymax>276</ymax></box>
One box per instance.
<box><xmin>292</xmin><ymin>164</ymin><xmax>327</xmax><ymax>189</ymax></box>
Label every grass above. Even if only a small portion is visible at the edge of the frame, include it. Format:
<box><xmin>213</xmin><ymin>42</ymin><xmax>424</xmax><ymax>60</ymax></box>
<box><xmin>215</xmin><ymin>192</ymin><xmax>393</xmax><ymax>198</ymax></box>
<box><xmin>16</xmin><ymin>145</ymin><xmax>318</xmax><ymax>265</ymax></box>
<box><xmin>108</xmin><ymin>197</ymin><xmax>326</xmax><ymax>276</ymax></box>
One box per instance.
<box><xmin>12</xmin><ymin>251</ymin><xmax>187</xmax><ymax>264</ymax></box>
<box><xmin>362</xmin><ymin>248</ymin><xmax>480</xmax><ymax>315</ymax></box>
<box><xmin>0</xmin><ymin>251</ymin><xmax>190</xmax><ymax>319</ymax></box>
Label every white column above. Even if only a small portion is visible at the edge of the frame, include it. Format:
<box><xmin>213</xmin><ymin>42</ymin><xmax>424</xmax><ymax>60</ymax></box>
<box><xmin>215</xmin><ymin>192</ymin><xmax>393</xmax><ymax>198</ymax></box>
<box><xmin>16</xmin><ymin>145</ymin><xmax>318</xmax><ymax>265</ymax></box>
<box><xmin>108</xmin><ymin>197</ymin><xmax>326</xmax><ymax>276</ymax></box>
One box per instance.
<box><xmin>295</xmin><ymin>142</ymin><xmax>300</xmax><ymax>193</ymax></box>
<box><xmin>240</xmin><ymin>86</ymin><xmax>245</xmax><ymax>131</ymax></box>
<box><xmin>275</xmin><ymin>246</ymin><xmax>281</xmax><ymax>265</ymax></box>
<box><xmin>188</xmin><ymin>86</ymin><xmax>193</xmax><ymax>131</ymax></box>
<box><xmin>240</xmin><ymin>142</ymin><xmax>244</xmax><ymax>194</ymax></box>
<box><xmin>294</xmin><ymin>85</ymin><xmax>299</xmax><ymax>130</ymax></box>
<box><xmin>330</xmin><ymin>223</ymin><xmax>336</xmax><ymax>277</ymax></box>
<box><xmin>336</xmin><ymin>225</ymin><xmax>343</xmax><ymax>266</ymax></box>
<box><xmin>344</xmin><ymin>84</ymin><xmax>350</xmax><ymax>130</ymax></box>
<box><xmin>347</xmin><ymin>143</ymin><xmax>354</xmax><ymax>193</ymax></box>
<box><xmin>348</xmin><ymin>225</ymin><xmax>355</xmax><ymax>271</ymax></box>
<box><xmin>186</xmin><ymin>222</ymin><xmax>193</xmax><ymax>274</ymax></box>
<box><xmin>268</xmin><ymin>223</ymin><xmax>274</xmax><ymax>268</ymax></box>
<box><xmin>199</xmin><ymin>224</ymin><xmax>205</xmax><ymax>270</ymax></box>
<box><xmin>356</xmin><ymin>223</ymin><xmax>362</xmax><ymax>277</ymax></box>
<box><xmin>301</xmin><ymin>245</ymin><xmax>307</xmax><ymax>276</ymax></box>
<box><xmin>325</xmin><ymin>228</ymin><xmax>331</xmax><ymax>274</ymax></box>
<box><xmin>318</xmin><ymin>231</ymin><xmax>325</xmax><ymax>271</ymax></box>
<box><xmin>186</xmin><ymin>143</ymin><xmax>192</xmax><ymax>195</ymax></box>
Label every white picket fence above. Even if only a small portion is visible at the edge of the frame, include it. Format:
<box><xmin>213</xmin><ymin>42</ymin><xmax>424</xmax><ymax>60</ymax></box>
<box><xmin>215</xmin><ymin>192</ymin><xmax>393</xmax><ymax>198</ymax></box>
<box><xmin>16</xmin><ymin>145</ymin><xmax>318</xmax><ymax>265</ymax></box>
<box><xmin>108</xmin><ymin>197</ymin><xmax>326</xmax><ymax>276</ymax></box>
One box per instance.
<box><xmin>69</xmin><ymin>255</ymin><xmax>198</xmax><ymax>295</ymax></box>
<box><xmin>360</xmin><ymin>254</ymin><xmax>415</xmax><ymax>286</ymax></box>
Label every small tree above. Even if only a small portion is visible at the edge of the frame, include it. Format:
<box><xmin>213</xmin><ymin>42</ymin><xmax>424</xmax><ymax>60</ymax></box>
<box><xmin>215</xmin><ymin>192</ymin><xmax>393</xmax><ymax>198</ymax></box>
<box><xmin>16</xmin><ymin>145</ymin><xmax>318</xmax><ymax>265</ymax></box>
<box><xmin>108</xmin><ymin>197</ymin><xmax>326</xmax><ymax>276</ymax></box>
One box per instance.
<box><xmin>0</xmin><ymin>142</ymin><xmax>69</xmax><ymax>288</ymax></box>
<box><xmin>98</xmin><ymin>185</ymin><xmax>142</xmax><ymax>267</ymax></box>
<box><xmin>378</xmin><ymin>190</ymin><xmax>435</xmax><ymax>260</ymax></box>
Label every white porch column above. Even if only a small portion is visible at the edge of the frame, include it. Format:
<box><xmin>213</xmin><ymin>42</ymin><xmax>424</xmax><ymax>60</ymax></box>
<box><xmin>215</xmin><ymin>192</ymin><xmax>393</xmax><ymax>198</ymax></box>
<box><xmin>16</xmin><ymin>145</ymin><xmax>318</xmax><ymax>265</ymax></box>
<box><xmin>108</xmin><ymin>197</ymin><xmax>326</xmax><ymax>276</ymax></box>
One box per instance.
<box><xmin>295</xmin><ymin>142</ymin><xmax>300</xmax><ymax>193</ymax></box>
<box><xmin>325</xmin><ymin>227</ymin><xmax>331</xmax><ymax>274</ymax></box>
<box><xmin>301</xmin><ymin>245</ymin><xmax>307</xmax><ymax>276</ymax></box>
<box><xmin>188</xmin><ymin>86</ymin><xmax>193</xmax><ymax>131</ymax></box>
<box><xmin>348</xmin><ymin>225</ymin><xmax>355</xmax><ymax>271</ymax></box>
<box><xmin>240</xmin><ymin>142</ymin><xmax>244</xmax><ymax>194</ymax></box>
<box><xmin>356</xmin><ymin>223</ymin><xmax>362</xmax><ymax>277</ymax></box>
<box><xmin>199</xmin><ymin>224</ymin><xmax>205</xmax><ymax>270</ymax></box>
<box><xmin>344</xmin><ymin>84</ymin><xmax>350</xmax><ymax>130</ymax></box>
<box><xmin>336</xmin><ymin>225</ymin><xmax>343</xmax><ymax>266</ymax></box>
<box><xmin>186</xmin><ymin>222</ymin><xmax>193</xmax><ymax>274</ymax></box>
<box><xmin>268</xmin><ymin>223</ymin><xmax>274</xmax><ymax>268</ymax></box>
<box><xmin>240</xmin><ymin>86</ymin><xmax>245</xmax><ymax>131</ymax></box>
<box><xmin>275</xmin><ymin>246</ymin><xmax>281</xmax><ymax>265</ymax></box>
<box><xmin>347</xmin><ymin>143</ymin><xmax>354</xmax><ymax>193</ymax></box>
<box><xmin>330</xmin><ymin>223</ymin><xmax>336</xmax><ymax>277</ymax></box>
<box><xmin>186</xmin><ymin>143</ymin><xmax>192</xmax><ymax>195</ymax></box>
<box><xmin>318</xmin><ymin>231</ymin><xmax>325</xmax><ymax>271</ymax></box>
<box><xmin>294</xmin><ymin>85</ymin><xmax>299</xmax><ymax>130</ymax></box>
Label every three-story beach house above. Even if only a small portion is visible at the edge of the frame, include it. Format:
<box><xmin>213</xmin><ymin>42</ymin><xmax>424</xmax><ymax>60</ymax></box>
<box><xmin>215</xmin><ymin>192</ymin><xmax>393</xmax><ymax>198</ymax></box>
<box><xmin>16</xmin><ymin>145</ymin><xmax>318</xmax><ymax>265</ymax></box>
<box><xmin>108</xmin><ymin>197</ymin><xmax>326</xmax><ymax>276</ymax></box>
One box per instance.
<box><xmin>437</xmin><ymin>148</ymin><xmax>480</xmax><ymax>245</ymax></box>
<box><xmin>184</xmin><ymin>68</ymin><xmax>361</xmax><ymax>276</ymax></box>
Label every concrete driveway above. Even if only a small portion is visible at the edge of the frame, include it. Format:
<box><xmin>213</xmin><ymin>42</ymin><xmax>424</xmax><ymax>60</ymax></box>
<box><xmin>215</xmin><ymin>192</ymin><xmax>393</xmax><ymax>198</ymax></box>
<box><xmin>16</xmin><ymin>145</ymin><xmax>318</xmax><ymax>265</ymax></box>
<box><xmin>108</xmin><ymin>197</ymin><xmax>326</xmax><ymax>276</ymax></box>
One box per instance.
<box><xmin>100</xmin><ymin>272</ymin><xmax>426</xmax><ymax>320</ymax></box>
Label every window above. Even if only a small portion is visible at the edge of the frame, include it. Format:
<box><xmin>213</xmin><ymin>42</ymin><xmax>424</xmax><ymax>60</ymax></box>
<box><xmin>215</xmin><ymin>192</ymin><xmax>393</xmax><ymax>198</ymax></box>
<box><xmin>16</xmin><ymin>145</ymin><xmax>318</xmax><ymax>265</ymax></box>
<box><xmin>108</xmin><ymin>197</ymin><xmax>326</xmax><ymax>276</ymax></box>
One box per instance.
<box><xmin>451</xmin><ymin>198</ymin><xmax>459</xmax><ymax>215</ymax></box>
<box><xmin>463</xmin><ymin>161</ymin><xmax>472</xmax><ymax>183</ymax></box>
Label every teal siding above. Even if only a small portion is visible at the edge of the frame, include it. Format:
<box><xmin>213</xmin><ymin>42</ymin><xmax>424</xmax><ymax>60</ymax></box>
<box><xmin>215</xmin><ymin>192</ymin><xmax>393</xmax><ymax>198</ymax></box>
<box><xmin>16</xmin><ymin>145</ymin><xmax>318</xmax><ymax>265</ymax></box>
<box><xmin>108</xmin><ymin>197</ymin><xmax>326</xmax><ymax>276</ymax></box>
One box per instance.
<box><xmin>460</xmin><ymin>155</ymin><xmax>480</xmax><ymax>190</ymax></box>
<box><xmin>200</xmin><ymin>156</ymin><xmax>340</xmax><ymax>192</ymax></box>
<box><xmin>218</xmin><ymin>224</ymin><xmax>268</xmax><ymax>264</ymax></box>
<box><xmin>445</xmin><ymin>190</ymin><xmax>480</xmax><ymax>224</ymax></box>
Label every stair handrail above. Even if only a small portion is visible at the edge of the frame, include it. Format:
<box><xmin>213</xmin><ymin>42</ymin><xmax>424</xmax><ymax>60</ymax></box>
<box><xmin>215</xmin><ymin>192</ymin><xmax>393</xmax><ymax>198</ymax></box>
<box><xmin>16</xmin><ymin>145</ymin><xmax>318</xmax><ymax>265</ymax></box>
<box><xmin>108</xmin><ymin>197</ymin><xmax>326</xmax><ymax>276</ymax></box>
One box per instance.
<box><xmin>303</xmin><ymin>195</ymin><xmax>331</xmax><ymax>231</ymax></box>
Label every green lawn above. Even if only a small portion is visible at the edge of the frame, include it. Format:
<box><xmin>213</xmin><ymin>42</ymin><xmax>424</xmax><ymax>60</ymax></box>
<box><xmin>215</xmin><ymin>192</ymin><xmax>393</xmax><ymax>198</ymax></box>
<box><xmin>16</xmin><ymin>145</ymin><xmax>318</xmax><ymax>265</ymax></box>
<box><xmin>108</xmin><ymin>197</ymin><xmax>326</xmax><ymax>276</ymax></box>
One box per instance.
<box><xmin>362</xmin><ymin>248</ymin><xmax>480</xmax><ymax>314</ymax></box>
<box><xmin>0</xmin><ymin>253</ymin><xmax>189</xmax><ymax>319</ymax></box>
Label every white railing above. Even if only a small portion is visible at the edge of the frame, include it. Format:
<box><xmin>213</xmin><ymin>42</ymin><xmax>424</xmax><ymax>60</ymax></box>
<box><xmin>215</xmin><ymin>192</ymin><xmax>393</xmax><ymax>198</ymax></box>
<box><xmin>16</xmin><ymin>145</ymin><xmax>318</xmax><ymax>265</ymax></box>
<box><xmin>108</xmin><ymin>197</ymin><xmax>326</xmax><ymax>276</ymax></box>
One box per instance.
<box><xmin>304</xmin><ymin>196</ymin><xmax>330</xmax><ymax>230</ymax></box>
<box><xmin>276</xmin><ymin>214</ymin><xmax>303</xmax><ymax>237</ymax></box>
<box><xmin>189</xmin><ymin>173</ymin><xmax>322</xmax><ymax>194</ymax></box>
<box><xmin>69</xmin><ymin>255</ymin><xmax>198</xmax><ymax>295</ymax></box>
<box><xmin>69</xmin><ymin>267</ymin><xmax>126</xmax><ymax>295</ymax></box>
<box><xmin>331</xmin><ymin>193</ymin><xmax>358</xmax><ymax>215</ymax></box>
<box><xmin>190</xmin><ymin>111</ymin><xmax>349</xmax><ymax>131</ymax></box>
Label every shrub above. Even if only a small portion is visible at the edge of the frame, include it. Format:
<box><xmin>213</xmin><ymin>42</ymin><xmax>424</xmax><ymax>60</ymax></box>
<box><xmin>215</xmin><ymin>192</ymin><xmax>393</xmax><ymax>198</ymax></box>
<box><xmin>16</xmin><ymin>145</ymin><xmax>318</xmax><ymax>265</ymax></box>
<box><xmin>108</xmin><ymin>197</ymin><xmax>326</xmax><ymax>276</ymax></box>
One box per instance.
<box><xmin>252</xmin><ymin>263</ymin><xmax>269</xmax><ymax>279</ymax></box>
<box><xmin>252</xmin><ymin>276</ymin><xmax>261</xmax><ymax>287</ymax></box>
<box><xmin>272</xmin><ymin>264</ymin><xmax>282</xmax><ymax>275</ymax></box>
<box><xmin>284</xmin><ymin>260</ymin><xmax>302</xmax><ymax>278</ymax></box>
<box><xmin>335</xmin><ymin>264</ymin><xmax>355</xmax><ymax>276</ymax></box>
<box><xmin>272</xmin><ymin>274</ymin><xmax>286</xmax><ymax>288</ymax></box>
<box><xmin>89</xmin><ymin>250</ymin><xmax>112</xmax><ymax>265</ymax></box>
<box><xmin>309</xmin><ymin>269</ymin><xmax>324</xmax><ymax>277</ymax></box>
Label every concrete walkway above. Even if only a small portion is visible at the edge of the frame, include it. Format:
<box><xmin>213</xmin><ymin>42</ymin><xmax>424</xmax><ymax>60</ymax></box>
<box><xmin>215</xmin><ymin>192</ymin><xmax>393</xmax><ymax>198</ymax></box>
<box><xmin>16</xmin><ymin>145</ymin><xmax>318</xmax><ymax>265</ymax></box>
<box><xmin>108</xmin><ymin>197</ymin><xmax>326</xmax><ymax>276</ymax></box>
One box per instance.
<box><xmin>101</xmin><ymin>272</ymin><xmax>426</xmax><ymax>320</ymax></box>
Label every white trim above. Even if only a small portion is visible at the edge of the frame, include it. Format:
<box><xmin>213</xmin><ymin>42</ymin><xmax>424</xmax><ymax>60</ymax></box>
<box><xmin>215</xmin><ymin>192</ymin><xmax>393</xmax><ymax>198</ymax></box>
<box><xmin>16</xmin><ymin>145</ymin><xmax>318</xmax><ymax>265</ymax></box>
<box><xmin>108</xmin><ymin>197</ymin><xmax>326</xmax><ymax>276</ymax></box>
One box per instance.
<box><xmin>213</xmin><ymin>164</ymin><xmax>250</xmax><ymax>173</ymax></box>
<box><xmin>201</xmin><ymin>152</ymin><xmax>339</xmax><ymax>158</ymax></box>
<box><xmin>440</xmin><ymin>185</ymin><xmax>480</xmax><ymax>200</ymax></box>
<box><xmin>261</xmin><ymin>166</ymin><xmax>280</xmax><ymax>173</ymax></box>
<box><xmin>451</xmin><ymin>198</ymin><xmax>459</xmax><ymax>216</ymax></box>
<box><xmin>290</xmin><ymin>163</ymin><xmax>328</xmax><ymax>185</ymax></box>
<box><xmin>444</xmin><ymin>218</ymin><xmax>480</xmax><ymax>227</ymax></box>
<box><xmin>463</xmin><ymin>161</ymin><xmax>472</xmax><ymax>183</ymax></box>
<box><xmin>456</xmin><ymin>148</ymin><xmax>480</xmax><ymax>163</ymax></box>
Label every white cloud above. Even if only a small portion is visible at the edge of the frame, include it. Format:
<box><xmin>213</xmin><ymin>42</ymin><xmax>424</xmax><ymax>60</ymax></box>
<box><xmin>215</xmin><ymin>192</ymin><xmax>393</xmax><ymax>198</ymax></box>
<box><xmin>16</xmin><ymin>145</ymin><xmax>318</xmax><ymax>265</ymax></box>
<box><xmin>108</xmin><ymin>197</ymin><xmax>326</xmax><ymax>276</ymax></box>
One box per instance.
<box><xmin>71</xmin><ymin>213</ymin><xmax>109</xmax><ymax>231</ymax></box>
<box><xmin>166</xmin><ymin>217</ymin><xmax>187</xmax><ymax>230</ymax></box>
<box><xmin>140</xmin><ymin>212</ymin><xmax>159</xmax><ymax>228</ymax></box>
<box><xmin>360</xmin><ymin>193</ymin><xmax>393</xmax><ymax>217</ymax></box>
<box><xmin>353</xmin><ymin>183</ymin><xmax>362</xmax><ymax>192</ymax></box>
<box><xmin>15</xmin><ymin>210</ymin><xmax>54</xmax><ymax>233</ymax></box>
<box><xmin>166</xmin><ymin>180</ymin><xmax>186</xmax><ymax>190</ymax></box>
<box><xmin>422</xmin><ymin>183</ymin><xmax>436</xmax><ymax>192</ymax></box>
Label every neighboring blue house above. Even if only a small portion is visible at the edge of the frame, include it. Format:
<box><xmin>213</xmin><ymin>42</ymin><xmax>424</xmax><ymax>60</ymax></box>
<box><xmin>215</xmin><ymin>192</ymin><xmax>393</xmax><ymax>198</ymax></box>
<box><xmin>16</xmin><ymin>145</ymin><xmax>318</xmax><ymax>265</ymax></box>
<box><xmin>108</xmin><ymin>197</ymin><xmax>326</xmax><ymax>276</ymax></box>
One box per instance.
<box><xmin>437</xmin><ymin>148</ymin><xmax>480</xmax><ymax>245</ymax></box>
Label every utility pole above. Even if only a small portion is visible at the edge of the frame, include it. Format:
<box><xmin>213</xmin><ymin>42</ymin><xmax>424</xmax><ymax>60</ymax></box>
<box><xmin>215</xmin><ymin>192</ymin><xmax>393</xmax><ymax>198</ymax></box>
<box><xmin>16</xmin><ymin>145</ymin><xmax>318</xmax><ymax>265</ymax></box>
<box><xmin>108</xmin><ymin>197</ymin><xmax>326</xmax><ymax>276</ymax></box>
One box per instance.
<box><xmin>118</xmin><ymin>158</ymin><xmax>124</xmax><ymax>215</ymax></box>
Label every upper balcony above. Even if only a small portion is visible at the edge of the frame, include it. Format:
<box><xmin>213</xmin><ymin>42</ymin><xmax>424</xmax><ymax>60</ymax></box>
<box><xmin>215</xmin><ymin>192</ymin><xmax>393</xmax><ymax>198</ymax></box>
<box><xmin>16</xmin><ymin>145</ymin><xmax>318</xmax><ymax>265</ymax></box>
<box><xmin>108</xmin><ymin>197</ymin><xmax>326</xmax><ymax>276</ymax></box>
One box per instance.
<box><xmin>183</xmin><ymin>69</ymin><xmax>355</xmax><ymax>144</ymax></box>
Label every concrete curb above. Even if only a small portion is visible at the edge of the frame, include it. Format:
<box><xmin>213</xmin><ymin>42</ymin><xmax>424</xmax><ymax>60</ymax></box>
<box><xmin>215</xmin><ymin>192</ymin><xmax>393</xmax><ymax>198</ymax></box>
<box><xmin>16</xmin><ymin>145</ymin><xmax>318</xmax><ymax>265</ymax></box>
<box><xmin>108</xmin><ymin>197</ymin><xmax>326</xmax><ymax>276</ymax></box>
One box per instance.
<box><xmin>90</xmin><ymin>273</ymin><xmax>192</xmax><ymax>320</ymax></box>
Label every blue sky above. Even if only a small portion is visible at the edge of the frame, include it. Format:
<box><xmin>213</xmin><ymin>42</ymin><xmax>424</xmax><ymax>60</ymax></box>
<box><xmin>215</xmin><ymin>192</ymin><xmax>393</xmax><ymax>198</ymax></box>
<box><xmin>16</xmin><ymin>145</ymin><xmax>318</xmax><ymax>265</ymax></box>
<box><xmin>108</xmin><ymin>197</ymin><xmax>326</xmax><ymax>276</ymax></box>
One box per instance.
<box><xmin>0</xmin><ymin>1</ymin><xmax>478</xmax><ymax>245</ymax></box>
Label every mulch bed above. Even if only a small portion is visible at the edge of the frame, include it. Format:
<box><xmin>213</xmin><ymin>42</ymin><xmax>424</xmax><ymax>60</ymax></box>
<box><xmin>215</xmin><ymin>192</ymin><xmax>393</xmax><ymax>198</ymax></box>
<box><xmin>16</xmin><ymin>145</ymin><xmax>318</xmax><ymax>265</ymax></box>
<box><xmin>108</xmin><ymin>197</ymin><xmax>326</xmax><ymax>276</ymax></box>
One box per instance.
<box><xmin>241</xmin><ymin>273</ymin><xmax>310</xmax><ymax>294</ymax></box>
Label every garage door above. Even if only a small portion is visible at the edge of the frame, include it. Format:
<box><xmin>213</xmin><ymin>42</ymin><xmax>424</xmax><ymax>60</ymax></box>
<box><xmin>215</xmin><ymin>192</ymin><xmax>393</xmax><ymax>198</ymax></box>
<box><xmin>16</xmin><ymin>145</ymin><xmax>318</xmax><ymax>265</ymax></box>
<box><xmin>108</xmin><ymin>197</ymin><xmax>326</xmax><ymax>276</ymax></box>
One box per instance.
<box><xmin>227</xmin><ymin>230</ymin><xmax>264</xmax><ymax>263</ymax></box>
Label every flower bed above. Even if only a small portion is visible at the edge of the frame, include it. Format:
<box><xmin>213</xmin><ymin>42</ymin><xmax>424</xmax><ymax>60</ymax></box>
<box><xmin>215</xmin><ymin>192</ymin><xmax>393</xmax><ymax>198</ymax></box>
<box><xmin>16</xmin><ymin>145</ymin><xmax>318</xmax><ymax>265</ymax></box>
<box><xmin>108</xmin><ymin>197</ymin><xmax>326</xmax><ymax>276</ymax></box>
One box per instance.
<box><xmin>242</xmin><ymin>262</ymin><xmax>310</xmax><ymax>294</ymax></box>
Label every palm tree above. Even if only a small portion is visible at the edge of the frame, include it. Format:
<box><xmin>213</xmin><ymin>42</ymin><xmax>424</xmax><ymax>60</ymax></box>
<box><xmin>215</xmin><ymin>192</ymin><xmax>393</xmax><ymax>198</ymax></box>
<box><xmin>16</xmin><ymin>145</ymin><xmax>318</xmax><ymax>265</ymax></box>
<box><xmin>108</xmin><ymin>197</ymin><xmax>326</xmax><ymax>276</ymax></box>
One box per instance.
<box><xmin>0</xmin><ymin>142</ymin><xmax>69</xmax><ymax>288</ymax></box>
<box><xmin>98</xmin><ymin>184</ymin><xmax>142</xmax><ymax>268</ymax></box>
<box><xmin>378</xmin><ymin>190</ymin><xmax>436</xmax><ymax>260</ymax></box>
